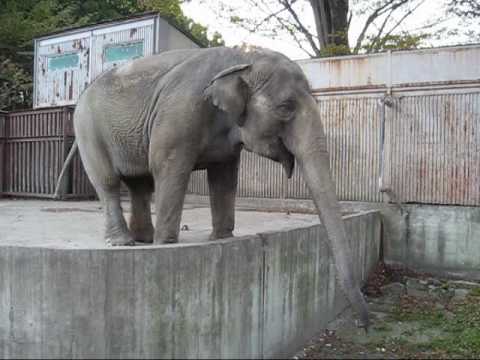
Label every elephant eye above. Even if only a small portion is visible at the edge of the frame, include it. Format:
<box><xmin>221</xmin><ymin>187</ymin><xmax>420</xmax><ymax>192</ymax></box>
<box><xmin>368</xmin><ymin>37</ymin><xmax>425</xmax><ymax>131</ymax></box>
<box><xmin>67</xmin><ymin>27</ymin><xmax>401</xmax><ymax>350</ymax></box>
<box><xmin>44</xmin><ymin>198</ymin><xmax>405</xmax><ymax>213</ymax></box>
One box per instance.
<box><xmin>278</xmin><ymin>99</ymin><xmax>296</xmax><ymax>113</ymax></box>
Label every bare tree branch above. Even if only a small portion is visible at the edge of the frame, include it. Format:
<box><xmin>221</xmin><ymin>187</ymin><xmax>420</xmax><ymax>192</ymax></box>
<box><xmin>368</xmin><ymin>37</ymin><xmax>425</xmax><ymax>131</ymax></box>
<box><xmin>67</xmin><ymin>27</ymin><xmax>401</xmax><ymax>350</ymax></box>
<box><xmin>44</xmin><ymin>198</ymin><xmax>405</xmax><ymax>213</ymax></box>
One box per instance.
<box><xmin>353</xmin><ymin>0</ymin><xmax>410</xmax><ymax>54</ymax></box>
<box><xmin>270</xmin><ymin>4</ymin><xmax>319</xmax><ymax>56</ymax></box>
<box><xmin>251</xmin><ymin>7</ymin><xmax>289</xmax><ymax>32</ymax></box>
<box><xmin>380</xmin><ymin>0</ymin><xmax>428</xmax><ymax>43</ymax></box>
<box><xmin>365</xmin><ymin>7</ymin><xmax>395</xmax><ymax>53</ymax></box>
<box><xmin>279</xmin><ymin>0</ymin><xmax>321</xmax><ymax>55</ymax></box>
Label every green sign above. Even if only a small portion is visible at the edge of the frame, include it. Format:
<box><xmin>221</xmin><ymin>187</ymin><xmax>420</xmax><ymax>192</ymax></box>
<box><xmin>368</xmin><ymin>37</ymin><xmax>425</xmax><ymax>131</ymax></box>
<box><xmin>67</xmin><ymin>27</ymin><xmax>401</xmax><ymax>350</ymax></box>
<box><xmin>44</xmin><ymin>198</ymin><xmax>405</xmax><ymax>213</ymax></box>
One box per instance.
<box><xmin>48</xmin><ymin>53</ymin><xmax>79</xmax><ymax>71</ymax></box>
<box><xmin>104</xmin><ymin>42</ymin><xmax>144</xmax><ymax>63</ymax></box>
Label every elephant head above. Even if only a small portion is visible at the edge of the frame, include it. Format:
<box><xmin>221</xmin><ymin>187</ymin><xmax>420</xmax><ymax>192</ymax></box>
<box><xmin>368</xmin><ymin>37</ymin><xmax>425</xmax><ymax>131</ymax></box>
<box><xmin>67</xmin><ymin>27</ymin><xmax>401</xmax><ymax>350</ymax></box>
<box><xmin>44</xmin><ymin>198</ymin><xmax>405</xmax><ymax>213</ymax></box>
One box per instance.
<box><xmin>204</xmin><ymin>49</ymin><xmax>369</xmax><ymax>329</ymax></box>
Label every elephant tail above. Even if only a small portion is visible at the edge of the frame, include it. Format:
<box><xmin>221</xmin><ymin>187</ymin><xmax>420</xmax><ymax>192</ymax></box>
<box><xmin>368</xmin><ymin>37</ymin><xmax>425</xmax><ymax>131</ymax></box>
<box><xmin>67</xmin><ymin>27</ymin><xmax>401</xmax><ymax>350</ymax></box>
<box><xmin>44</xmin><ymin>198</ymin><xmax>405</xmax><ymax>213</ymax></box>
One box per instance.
<box><xmin>54</xmin><ymin>141</ymin><xmax>78</xmax><ymax>199</ymax></box>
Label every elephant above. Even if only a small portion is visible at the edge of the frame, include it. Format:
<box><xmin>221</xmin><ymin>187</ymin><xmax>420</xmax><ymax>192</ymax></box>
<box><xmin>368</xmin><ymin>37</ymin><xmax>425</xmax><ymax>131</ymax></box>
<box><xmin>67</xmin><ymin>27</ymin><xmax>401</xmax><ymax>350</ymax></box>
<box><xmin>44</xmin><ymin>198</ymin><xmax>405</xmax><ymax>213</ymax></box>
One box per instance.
<box><xmin>56</xmin><ymin>46</ymin><xmax>369</xmax><ymax>329</ymax></box>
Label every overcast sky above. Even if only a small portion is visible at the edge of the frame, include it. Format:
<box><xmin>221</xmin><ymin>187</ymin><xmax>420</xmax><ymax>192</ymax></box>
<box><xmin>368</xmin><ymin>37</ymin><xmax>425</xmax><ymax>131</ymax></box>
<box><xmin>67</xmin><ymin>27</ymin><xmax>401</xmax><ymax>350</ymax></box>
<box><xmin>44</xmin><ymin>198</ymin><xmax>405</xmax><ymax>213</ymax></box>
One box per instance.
<box><xmin>181</xmin><ymin>0</ymin><xmax>472</xmax><ymax>60</ymax></box>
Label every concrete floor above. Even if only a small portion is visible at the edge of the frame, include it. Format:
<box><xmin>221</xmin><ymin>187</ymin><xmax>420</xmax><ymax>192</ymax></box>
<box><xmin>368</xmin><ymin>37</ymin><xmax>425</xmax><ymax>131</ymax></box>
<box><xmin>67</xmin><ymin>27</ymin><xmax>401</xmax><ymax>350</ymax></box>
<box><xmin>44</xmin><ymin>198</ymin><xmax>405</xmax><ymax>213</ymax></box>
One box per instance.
<box><xmin>0</xmin><ymin>199</ymin><xmax>320</xmax><ymax>249</ymax></box>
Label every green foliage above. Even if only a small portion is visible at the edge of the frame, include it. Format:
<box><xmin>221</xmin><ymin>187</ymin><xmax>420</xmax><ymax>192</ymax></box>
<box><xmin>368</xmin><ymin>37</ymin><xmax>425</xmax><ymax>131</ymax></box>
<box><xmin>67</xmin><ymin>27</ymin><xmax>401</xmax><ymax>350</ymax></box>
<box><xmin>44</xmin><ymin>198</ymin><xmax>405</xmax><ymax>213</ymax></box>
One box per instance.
<box><xmin>0</xmin><ymin>0</ymin><xmax>223</xmax><ymax>110</ymax></box>
<box><xmin>318</xmin><ymin>44</ymin><xmax>351</xmax><ymax>57</ymax></box>
<box><xmin>318</xmin><ymin>29</ymin><xmax>351</xmax><ymax>57</ymax></box>
<box><xmin>0</xmin><ymin>56</ymin><xmax>32</xmax><ymax>110</ymax></box>
<box><xmin>362</xmin><ymin>32</ymin><xmax>430</xmax><ymax>53</ymax></box>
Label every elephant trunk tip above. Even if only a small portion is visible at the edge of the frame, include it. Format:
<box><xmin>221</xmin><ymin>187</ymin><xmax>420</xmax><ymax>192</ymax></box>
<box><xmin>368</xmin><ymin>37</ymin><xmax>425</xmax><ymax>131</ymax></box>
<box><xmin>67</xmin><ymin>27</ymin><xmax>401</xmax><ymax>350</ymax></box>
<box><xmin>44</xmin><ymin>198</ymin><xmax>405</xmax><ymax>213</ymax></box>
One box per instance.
<box><xmin>354</xmin><ymin>290</ymin><xmax>370</xmax><ymax>332</ymax></box>
<box><xmin>356</xmin><ymin>313</ymin><xmax>370</xmax><ymax>333</ymax></box>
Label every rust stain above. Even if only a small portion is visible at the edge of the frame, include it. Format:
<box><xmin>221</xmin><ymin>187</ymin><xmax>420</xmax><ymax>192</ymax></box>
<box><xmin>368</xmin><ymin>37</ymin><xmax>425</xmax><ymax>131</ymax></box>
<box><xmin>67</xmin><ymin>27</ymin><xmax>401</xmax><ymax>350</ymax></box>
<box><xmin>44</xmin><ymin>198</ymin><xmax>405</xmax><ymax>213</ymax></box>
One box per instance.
<box><xmin>69</xmin><ymin>70</ymin><xmax>73</xmax><ymax>100</ymax></box>
<box><xmin>312</xmin><ymin>80</ymin><xmax>480</xmax><ymax>95</ymax></box>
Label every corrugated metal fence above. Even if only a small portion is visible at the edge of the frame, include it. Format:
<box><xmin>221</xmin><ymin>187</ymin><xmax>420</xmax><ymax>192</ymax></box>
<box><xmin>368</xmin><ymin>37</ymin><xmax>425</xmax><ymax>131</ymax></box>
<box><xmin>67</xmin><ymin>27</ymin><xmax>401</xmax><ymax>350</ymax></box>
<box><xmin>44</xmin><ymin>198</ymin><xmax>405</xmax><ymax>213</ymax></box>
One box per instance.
<box><xmin>187</xmin><ymin>95</ymin><xmax>384</xmax><ymax>202</ymax></box>
<box><xmin>1</xmin><ymin>89</ymin><xmax>479</xmax><ymax>205</ymax></box>
<box><xmin>384</xmin><ymin>91</ymin><xmax>480</xmax><ymax>206</ymax></box>
<box><xmin>188</xmin><ymin>89</ymin><xmax>480</xmax><ymax>206</ymax></box>
<box><xmin>0</xmin><ymin>111</ymin><xmax>6</xmax><ymax>196</ymax></box>
<box><xmin>0</xmin><ymin>107</ymin><xmax>95</xmax><ymax>198</ymax></box>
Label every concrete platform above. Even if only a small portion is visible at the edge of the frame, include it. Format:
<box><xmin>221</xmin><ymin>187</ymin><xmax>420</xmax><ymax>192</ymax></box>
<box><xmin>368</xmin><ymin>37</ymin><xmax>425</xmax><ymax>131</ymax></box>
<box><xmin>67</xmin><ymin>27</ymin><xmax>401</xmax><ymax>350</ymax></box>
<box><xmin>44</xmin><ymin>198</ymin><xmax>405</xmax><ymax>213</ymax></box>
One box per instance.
<box><xmin>0</xmin><ymin>198</ymin><xmax>381</xmax><ymax>359</ymax></box>
<box><xmin>0</xmin><ymin>199</ymin><xmax>319</xmax><ymax>249</ymax></box>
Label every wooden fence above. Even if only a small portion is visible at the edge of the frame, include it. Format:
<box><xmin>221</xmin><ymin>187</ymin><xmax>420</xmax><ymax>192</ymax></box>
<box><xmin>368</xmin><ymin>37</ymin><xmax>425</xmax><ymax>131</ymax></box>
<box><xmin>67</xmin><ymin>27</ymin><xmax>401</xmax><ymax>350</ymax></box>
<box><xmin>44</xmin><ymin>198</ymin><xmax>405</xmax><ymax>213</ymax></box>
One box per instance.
<box><xmin>0</xmin><ymin>107</ymin><xmax>95</xmax><ymax>199</ymax></box>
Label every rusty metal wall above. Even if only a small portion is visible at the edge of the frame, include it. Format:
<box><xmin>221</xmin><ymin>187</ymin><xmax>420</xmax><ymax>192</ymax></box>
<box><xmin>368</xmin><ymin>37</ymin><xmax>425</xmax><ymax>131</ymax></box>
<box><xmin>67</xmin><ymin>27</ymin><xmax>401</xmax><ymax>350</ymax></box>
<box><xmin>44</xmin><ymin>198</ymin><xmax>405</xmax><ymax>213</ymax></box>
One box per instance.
<box><xmin>34</xmin><ymin>16</ymin><xmax>157</xmax><ymax>108</ymax></box>
<box><xmin>319</xmin><ymin>95</ymin><xmax>383</xmax><ymax>202</ymax></box>
<box><xmin>35</xmin><ymin>36</ymin><xmax>90</xmax><ymax>108</ymax></box>
<box><xmin>187</xmin><ymin>90</ymin><xmax>479</xmax><ymax>206</ymax></box>
<box><xmin>298</xmin><ymin>45</ymin><xmax>480</xmax><ymax>92</ymax></box>
<box><xmin>1</xmin><ymin>107</ymin><xmax>95</xmax><ymax>198</ymax></box>
<box><xmin>384</xmin><ymin>91</ymin><xmax>480</xmax><ymax>206</ymax></box>
<box><xmin>91</xmin><ymin>21</ymin><xmax>155</xmax><ymax>80</ymax></box>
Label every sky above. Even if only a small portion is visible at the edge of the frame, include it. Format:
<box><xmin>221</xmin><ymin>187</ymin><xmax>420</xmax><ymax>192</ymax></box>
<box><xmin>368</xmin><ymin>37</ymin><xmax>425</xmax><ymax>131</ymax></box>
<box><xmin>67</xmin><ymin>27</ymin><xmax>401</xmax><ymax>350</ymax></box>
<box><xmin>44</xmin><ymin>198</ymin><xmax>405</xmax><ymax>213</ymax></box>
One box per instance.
<box><xmin>181</xmin><ymin>0</ymin><xmax>474</xmax><ymax>60</ymax></box>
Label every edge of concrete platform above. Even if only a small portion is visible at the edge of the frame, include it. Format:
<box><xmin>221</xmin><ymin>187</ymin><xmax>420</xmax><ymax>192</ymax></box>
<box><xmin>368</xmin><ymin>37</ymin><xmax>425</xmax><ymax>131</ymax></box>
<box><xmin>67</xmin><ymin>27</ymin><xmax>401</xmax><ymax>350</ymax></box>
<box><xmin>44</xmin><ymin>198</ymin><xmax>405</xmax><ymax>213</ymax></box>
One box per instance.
<box><xmin>0</xmin><ymin>210</ymin><xmax>382</xmax><ymax>358</ymax></box>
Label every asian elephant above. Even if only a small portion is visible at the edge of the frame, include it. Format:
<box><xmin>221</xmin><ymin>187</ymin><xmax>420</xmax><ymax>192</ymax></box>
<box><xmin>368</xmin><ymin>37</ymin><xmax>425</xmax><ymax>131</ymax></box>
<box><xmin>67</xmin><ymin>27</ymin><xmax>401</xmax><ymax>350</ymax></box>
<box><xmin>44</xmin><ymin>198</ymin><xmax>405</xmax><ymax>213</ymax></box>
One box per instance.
<box><xmin>56</xmin><ymin>46</ymin><xmax>369</xmax><ymax>328</ymax></box>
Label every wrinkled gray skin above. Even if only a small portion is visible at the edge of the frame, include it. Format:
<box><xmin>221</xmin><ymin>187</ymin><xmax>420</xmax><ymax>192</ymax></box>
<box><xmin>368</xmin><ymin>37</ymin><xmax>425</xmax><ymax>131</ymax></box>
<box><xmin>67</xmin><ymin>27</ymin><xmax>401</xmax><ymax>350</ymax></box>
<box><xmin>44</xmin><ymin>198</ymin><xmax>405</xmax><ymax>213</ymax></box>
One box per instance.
<box><xmin>59</xmin><ymin>47</ymin><xmax>368</xmax><ymax>328</ymax></box>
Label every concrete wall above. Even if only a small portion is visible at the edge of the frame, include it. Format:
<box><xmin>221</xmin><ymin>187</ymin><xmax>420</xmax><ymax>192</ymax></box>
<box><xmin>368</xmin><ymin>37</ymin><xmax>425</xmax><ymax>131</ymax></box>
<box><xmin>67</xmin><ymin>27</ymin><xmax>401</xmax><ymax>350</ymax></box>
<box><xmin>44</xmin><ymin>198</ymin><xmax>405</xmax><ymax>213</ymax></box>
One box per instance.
<box><xmin>383</xmin><ymin>204</ymin><xmax>480</xmax><ymax>280</ymax></box>
<box><xmin>0</xmin><ymin>211</ymin><xmax>381</xmax><ymax>359</ymax></box>
<box><xmin>192</xmin><ymin>195</ymin><xmax>480</xmax><ymax>281</ymax></box>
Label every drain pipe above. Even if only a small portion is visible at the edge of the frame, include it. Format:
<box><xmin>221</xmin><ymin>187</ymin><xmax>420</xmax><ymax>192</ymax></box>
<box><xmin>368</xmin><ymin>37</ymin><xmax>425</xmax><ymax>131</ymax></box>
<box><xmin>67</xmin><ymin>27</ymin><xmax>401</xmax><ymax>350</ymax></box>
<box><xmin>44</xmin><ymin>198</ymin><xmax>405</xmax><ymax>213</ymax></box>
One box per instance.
<box><xmin>377</xmin><ymin>94</ymin><xmax>392</xmax><ymax>192</ymax></box>
<box><xmin>377</xmin><ymin>94</ymin><xmax>408</xmax><ymax>215</ymax></box>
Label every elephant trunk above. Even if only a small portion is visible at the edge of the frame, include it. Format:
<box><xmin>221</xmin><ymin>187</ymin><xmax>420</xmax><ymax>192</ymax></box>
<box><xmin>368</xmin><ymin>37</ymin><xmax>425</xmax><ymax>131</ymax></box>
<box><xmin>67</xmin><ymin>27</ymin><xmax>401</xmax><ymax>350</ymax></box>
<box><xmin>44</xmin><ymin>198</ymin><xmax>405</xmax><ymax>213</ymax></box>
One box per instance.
<box><xmin>284</xmin><ymin>96</ymin><xmax>369</xmax><ymax>329</ymax></box>
<box><xmin>297</xmin><ymin>151</ymin><xmax>369</xmax><ymax>329</ymax></box>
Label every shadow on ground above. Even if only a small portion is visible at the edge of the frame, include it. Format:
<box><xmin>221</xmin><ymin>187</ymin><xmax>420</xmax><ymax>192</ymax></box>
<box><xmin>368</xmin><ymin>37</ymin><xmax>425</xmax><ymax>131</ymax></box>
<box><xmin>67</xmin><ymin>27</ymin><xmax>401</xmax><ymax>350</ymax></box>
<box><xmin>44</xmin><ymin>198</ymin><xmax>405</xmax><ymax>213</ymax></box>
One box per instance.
<box><xmin>295</xmin><ymin>263</ymin><xmax>480</xmax><ymax>359</ymax></box>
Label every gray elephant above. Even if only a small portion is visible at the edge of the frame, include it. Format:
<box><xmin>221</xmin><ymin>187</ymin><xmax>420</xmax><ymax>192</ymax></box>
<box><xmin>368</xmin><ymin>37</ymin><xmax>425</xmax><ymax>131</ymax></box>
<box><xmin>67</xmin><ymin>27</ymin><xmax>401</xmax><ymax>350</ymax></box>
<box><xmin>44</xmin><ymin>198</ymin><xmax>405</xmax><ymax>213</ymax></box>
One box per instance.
<box><xmin>56</xmin><ymin>46</ymin><xmax>369</xmax><ymax>328</ymax></box>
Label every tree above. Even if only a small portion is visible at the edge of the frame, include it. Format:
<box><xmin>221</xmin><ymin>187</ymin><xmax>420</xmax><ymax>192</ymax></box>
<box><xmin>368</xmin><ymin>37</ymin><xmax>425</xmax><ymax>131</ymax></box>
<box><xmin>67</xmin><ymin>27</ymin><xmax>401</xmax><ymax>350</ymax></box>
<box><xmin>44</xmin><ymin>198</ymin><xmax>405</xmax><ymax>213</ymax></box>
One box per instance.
<box><xmin>449</xmin><ymin>0</ymin><xmax>480</xmax><ymax>18</ymax></box>
<box><xmin>0</xmin><ymin>0</ymin><xmax>224</xmax><ymax>110</ymax></box>
<box><xmin>310</xmin><ymin>0</ymin><xmax>350</xmax><ymax>52</ymax></box>
<box><xmin>447</xmin><ymin>0</ymin><xmax>480</xmax><ymax>42</ymax></box>
<box><xmin>212</xmin><ymin>0</ymin><xmax>442</xmax><ymax>58</ymax></box>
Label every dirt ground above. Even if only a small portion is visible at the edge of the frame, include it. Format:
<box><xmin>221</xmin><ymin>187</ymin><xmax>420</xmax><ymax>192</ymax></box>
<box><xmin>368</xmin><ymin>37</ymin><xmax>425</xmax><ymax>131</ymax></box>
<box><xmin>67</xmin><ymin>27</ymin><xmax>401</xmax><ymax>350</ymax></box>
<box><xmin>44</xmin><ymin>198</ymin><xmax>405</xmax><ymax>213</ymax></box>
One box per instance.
<box><xmin>294</xmin><ymin>263</ymin><xmax>480</xmax><ymax>359</ymax></box>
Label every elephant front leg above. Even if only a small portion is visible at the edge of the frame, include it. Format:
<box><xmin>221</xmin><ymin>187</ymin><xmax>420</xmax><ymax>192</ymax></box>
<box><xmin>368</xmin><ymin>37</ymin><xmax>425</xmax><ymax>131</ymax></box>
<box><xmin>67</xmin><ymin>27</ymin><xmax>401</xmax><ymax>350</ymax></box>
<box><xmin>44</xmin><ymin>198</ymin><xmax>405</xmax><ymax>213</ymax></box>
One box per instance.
<box><xmin>152</xmin><ymin>160</ymin><xmax>193</xmax><ymax>244</ymax></box>
<box><xmin>207</xmin><ymin>158</ymin><xmax>239</xmax><ymax>240</ymax></box>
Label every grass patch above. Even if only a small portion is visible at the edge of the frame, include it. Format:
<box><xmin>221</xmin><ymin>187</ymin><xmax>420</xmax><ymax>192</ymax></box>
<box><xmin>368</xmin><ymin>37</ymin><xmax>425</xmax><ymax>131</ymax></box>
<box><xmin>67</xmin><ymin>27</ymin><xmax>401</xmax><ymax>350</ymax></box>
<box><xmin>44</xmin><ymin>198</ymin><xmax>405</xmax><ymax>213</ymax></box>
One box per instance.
<box><xmin>470</xmin><ymin>287</ymin><xmax>480</xmax><ymax>297</ymax></box>
<box><xmin>390</xmin><ymin>295</ymin><xmax>480</xmax><ymax>358</ymax></box>
<box><xmin>372</xmin><ymin>323</ymin><xmax>392</xmax><ymax>332</ymax></box>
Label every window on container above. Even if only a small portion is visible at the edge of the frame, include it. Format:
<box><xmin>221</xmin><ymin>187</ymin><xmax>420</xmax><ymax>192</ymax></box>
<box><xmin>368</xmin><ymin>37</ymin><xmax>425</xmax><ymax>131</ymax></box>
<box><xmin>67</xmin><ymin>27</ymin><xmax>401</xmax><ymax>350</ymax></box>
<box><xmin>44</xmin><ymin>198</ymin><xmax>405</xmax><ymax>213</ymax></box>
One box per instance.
<box><xmin>48</xmin><ymin>53</ymin><xmax>79</xmax><ymax>71</ymax></box>
<box><xmin>104</xmin><ymin>42</ymin><xmax>144</xmax><ymax>63</ymax></box>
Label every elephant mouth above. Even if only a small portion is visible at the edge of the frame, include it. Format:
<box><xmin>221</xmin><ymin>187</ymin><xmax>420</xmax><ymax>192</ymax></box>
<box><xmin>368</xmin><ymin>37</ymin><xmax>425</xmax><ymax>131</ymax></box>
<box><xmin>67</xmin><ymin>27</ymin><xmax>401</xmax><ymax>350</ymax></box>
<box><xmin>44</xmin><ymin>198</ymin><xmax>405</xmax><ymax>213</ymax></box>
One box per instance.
<box><xmin>277</xmin><ymin>139</ymin><xmax>295</xmax><ymax>178</ymax></box>
<box><xmin>280</xmin><ymin>150</ymin><xmax>294</xmax><ymax>178</ymax></box>
<box><xmin>243</xmin><ymin>136</ymin><xmax>294</xmax><ymax>178</ymax></box>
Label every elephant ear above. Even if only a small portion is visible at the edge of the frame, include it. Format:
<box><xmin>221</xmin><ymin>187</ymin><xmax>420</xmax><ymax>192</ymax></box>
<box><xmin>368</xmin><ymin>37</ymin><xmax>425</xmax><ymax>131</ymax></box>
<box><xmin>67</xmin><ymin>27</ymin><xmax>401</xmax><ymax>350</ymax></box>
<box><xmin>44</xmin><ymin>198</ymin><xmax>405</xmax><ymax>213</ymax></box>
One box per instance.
<box><xmin>204</xmin><ymin>64</ymin><xmax>252</xmax><ymax>126</ymax></box>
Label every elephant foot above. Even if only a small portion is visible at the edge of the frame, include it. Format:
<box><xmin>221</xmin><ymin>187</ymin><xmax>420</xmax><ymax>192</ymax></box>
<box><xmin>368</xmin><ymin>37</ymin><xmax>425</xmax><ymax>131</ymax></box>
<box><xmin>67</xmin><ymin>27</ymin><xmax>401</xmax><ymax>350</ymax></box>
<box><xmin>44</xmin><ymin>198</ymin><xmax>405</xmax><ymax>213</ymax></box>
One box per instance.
<box><xmin>153</xmin><ymin>236</ymin><xmax>179</xmax><ymax>245</ymax></box>
<box><xmin>105</xmin><ymin>233</ymin><xmax>135</xmax><ymax>247</ymax></box>
<box><xmin>209</xmin><ymin>231</ymin><xmax>234</xmax><ymax>240</ymax></box>
<box><xmin>161</xmin><ymin>238</ymin><xmax>179</xmax><ymax>244</ymax></box>
<box><xmin>131</xmin><ymin>226</ymin><xmax>154</xmax><ymax>244</ymax></box>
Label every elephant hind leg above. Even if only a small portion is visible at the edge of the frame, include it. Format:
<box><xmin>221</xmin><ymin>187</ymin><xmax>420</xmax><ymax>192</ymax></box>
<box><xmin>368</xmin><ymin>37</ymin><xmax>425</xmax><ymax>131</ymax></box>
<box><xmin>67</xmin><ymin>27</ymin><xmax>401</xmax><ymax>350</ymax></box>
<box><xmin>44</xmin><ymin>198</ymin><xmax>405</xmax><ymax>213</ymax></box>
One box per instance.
<box><xmin>96</xmin><ymin>183</ymin><xmax>135</xmax><ymax>246</ymax></box>
<box><xmin>123</xmin><ymin>175</ymin><xmax>155</xmax><ymax>244</ymax></box>
<box><xmin>76</xmin><ymin>139</ymin><xmax>133</xmax><ymax>246</ymax></box>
